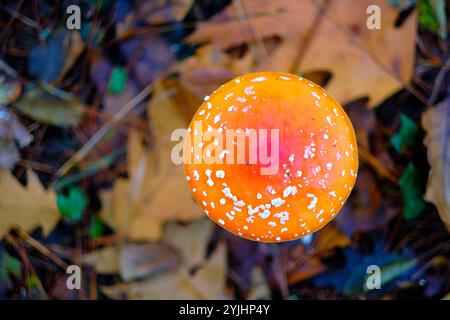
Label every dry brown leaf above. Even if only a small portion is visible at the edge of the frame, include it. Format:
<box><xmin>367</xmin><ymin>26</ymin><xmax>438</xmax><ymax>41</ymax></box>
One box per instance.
<box><xmin>100</xmin><ymin>81</ymin><xmax>203</xmax><ymax>241</ymax></box>
<box><xmin>422</xmin><ymin>100</ymin><xmax>450</xmax><ymax>231</ymax></box>
<box><xmin>101</xmin><ymin>220</ymin><xmax>229</xmax><ymax>300</ymax></box>
<box><xmin>297</xmin><ymin>0</ymin><xmax>416</xmax><ymax>107</ymax></box>
<box><xmin>187</xmin><ymin>0</ymin><xmax>316</xmax><ymax>50</ymax></box>
<box><xmin>187</xmin><ymin>0</ymin><xmax>417</xmax><ymax>107</ymax></box>
<box><xmin>120</xmin><ymin>243</ymin><xmax>179</xmax><ymax>281</ymax></box>
<box><xmin>135</xmin><ymin>0</ymin><xmax>193</xmax><ymax>24</ymax></box>
<box><xmin>0</xmin><ymin>170</ymin><xmax>59</xmax><ymax>238</ymax></box>
<box><xmin>163</xmin><ymin>219</ymin><xmax>214</xmax><ymax>269</ymax></box>
<box><xmin>0</xmin><ymin>108</ymin><xmax>33</xmax><ymax>170</ymax></box>
<box><xmin>287</xmin><ymin>259</ymin><xmax>327</xmax><ymax>285</ymax></box>
<box><xmin>167</xmin><ymin>45</ymin><xmax>236</xmax><ymax>115</ymax></box>
<box><xmin>247</xmin><ymin>267</ymin><xmax>271</xmax><ymax>300</ymax></box>
<box><xmin>286</xmin><ymin>223</ymin><xmax>349</xmax><ymax>285</ymax></box>
<box><xmin>83</xmin><ymin>246</ymin><xmax>120</xmax><ymax>275</ymax></box>
<box><xmin>102</xmin><ymin>245</ymin><xmax>227</xmax><ymax>299</ymax></box>
<box><xmin>83</xmin><ymin>242</ymin><xmax>179</xmax><ymax>281</ymax></box>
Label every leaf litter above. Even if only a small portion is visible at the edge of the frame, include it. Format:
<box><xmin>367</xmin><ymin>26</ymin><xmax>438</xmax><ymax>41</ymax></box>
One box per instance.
<box><xmin>0</xmin><ymin>0</ymin><xmax>449</xmax><ymax>300</ymax></box>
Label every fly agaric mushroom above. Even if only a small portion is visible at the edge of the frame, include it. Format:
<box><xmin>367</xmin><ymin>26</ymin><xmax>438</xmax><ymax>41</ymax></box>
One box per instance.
<box><xmin>183</xmin><ymin>72</ymin><xmax>358</xmax><ymax>242</ymax></box>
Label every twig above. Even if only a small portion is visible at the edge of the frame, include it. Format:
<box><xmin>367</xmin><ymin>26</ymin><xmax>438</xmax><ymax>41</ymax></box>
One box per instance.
<box><xmin>0</xmin><ymin>59</ymin><xmax>18</xmax><ymax>77</ymax></box>
<box><xmin>234</xmin><ymin>0</ymin><xmax>269</xmax><ymax>61</ymax></box>
<box><xmin>358</xmin><ymin>146</ymin><xmax>399</xmax><ymax>184</ymax></box>
<box><xmin>4</xmin><ymin>233</ymin><xmax>49</xmax><ymax>299</ymax></box>
<box><xmin>0</xmin><ymin>3</ymin><xmax>39</xmax><ymax>29</ymax></box>
<box><xmin>427</xmin><ymin>57</ymin><xmax>450</xmax><ymax>106</ymax></box>
<box><xmin>15</xmin><ymin>228</ymin><xmax>68</xmax><ymax>270</ymax></box>
<box><xmin>290</xmin><ymin>0</ymin><xmax>331</xmax><ymax>74</ymax></box>
<box><xmin>54</xmin><ymin>82</ymin><xmax>154</xmax><ymax>178</ymax></box>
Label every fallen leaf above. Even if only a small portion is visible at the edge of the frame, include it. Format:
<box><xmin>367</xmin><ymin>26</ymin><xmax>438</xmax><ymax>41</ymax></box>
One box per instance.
<box><xmin>83</xmin><ymin>246</ymin><xmax>120</xmax><ymax>274</ymax></box>
<box><xmin>59</xmin><ymin>31</ymin><xmax>85</xmax><ymax>81</ymax></box>
<box><xmin>0</xmin><ymin>108</ymin><xmax>33</xmax><ymax>170</ymax></box>
<box><xmin>167</xmin><ymin>45</ymin><xmax>236</xmax><ymax>116</ymax></box>
<box><xmin>120</xmin><ymin>243</ymin><xmax>179</xmax><ymax>281</ymax></box>
<box><xmin>56</xmin><ymin>186</ymin><xmax>87</xmax><ymax>222</ymax></box>
<box><xmin>0</xmin><ymin>72</ymin><xmax>21</xmax><ymax>106</ymax></box>
<box><xmin>13</xmin><ymin>83</ymin><xmax>85</xmax><ymax>127</ymax></box>
<box><xmin>163</xmin><ymin>220</ymin><xmax>214</xmax><ymax>269</ymax></box>
<box><xmin>119</xmin><ymin>36</ymin><xmax>176</xmax><ymax>88</ymax></box>
<box><xmin>88</xmin><ymin>215</ymin><xmax>106</xmax><ymax>239</ymax></box>
<box><xmin>247</xmin><ymin>267</ymin><xmax>271</xmax><ymax>299</ymax></box>
<box><xmin>101</xmin><ymin>220</ymin><xmax>229</xmax><ymax>299</ymax></box>
<box><xmin>418</xmin><ymin>0</ymin><xmax>447</xmax><ymax>39</ymax></box>
<box><xmin>314</xmin><ymin>223</ymin><xmax>351</xmax><ymax>251</ymax></box>
<box><xmin>0</xmin><ymin>250</ymin><xmax>21</xmax><ymax>279</ymax></box>
<box><xmin>286</xmin><ymin>224</ymin><xmax>349</xmax><ymax>285</ymax></box>
<box><xmin>187</xmin><ymin>0</ymin><xmax>417</xmax><ymax>107</ymax></box>
<box><xmin>100</xmin><ymin>81</ymin><xmax>203</xmax><ymax>241</ymax></box>
<box><xmin>107</xmin><ymin>67</ymin><xmax>128</xmax><ymax>95</ymax></box>
<box><xmin>422</xmin><ymin>100</ymin><xmax>450</xmax><ymax>230</ymax></box>
<box><xmin>117</xmin><ymin>0</ymin><xmax>193</xmax><ymax>34</ymax></box>
<box><xmin>287</xmin><ymin>259</ymin><xmax>327</xmax><ymax>285</ymax></box>
<box><xmin>0</xmin><ymin>170</ymin><xmax>60</xmax><ymax>239</ymax></box>
<box><xmin>137</xmin><ymin>0</ymin><xmax>194</xmax><ymax>24</ymax></box>
<box><xmin>187</xmin><ymin>0</ymin><xmax>316</xmax><ymax>50</ymax></box>
<box><xmin>313</xmin><ymin>241</ymin><xmax>417</xmax><ymax>297</ymax></box>
<box><xmin>102</xmin><ymin>245</ymin><xmax>227</xmax><ymax>299</ymax></box>
<box><xmin>28</xmin><ymin>30</ymin><xmax>84</xmax><ymax>83</ymax></box>
<box><xmin>399</xmin><ymin>162</ymin><xmax>427</xmax><ymax>220</ymax></box>
<box><xmin>296</xmin><ymin>0</ymin><xmax>417</xmax><ymax>107</ymax></box>
<box><xmin>391</xmin><ymin>113</ymin><xmax>420</xmax><ymax>153</ymax></box>
<box><xmin>83</xmin><ymin>242</ymin><xmax>180</xmax><ymax>280</ymax></box>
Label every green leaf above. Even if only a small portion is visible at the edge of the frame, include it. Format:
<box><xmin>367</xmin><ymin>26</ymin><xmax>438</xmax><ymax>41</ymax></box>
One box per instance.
<box><xmin>380</xmin><ymin>259</ymin><xmax>417</xmax><ymax>287</ymax></box>
<box><xmin>399</xmin><ymin>163</ymin><xmax>427</xmax><ymax>220</ymax></box>
<box><xmin>89</xmin><ymin>215</ymin><xmax>106</xmax><ymax>239</ymax></box>
<box><xmin>0</xmin><ymin>250</ymin><xmax>21</xmax><ymax>280</ymax></box>
<box><xmin>57</xmin><ymin>186</ymin><xmax>87</xmax><ymax>222</ymax></box>
<box><xmin>418</xmin><ymin>0</ymin><xmax>447</xmax><ymax>39</ymax></box>
<box><xmin>107</xmin><ymin>67</ymin><xmax>128</xmax><ymax>94</ymax></box>
<box><xmin>13</xmin><ymin>83</ymin><xmax>85</xmax><ymax>127</ymax></box>
<box><xmin>391</xmin><ymin>113</ymin><xmax>419</xmax><ymax>153</ymax></box>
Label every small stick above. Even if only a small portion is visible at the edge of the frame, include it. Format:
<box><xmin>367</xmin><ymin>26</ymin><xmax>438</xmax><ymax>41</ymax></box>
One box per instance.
<box><xmin>358</xmin><ymin>146</ymin><xmax>399</xmax><ymax>184</ymax></box>
<box><xmin>15</xmin><ymin>228</ymin><xmax>68</xmax><ymax>270</ymax></box>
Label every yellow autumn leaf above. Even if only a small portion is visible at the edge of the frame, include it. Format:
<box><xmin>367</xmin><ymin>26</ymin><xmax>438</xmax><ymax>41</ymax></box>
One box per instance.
<box><xmin>100</xmin><ymin>81</ymin><xmax>203</xmax><ymax>241</ymax></box>
<box><xmin>0</xmin><ymin>170</ymin><xmax>60</xmax><ymax>238</ymax></box>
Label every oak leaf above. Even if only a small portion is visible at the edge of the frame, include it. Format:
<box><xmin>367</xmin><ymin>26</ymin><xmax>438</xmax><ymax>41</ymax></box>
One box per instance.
<box><xmin>187</xmin><ymin>0</ymin><xmax>417</xmax><ymax>107</ymax></box>
<box><xmin>0</xmin><ymin>170</ymin><xmax>59</xmax><ymax>239</ymax></box>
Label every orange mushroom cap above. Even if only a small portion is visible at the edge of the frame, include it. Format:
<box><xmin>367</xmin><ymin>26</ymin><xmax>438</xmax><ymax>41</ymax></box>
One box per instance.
<box><xmin>183</xmin><ymin>72</ymin><xmax>358</xmax><ymax>242</ymax></box>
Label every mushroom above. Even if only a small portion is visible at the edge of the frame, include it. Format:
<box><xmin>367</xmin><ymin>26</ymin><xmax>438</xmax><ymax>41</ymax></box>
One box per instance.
<box><xmin>183</xmin><ymin>72</ymin><xmax>358</xmax><ymax>242</ymax></box>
